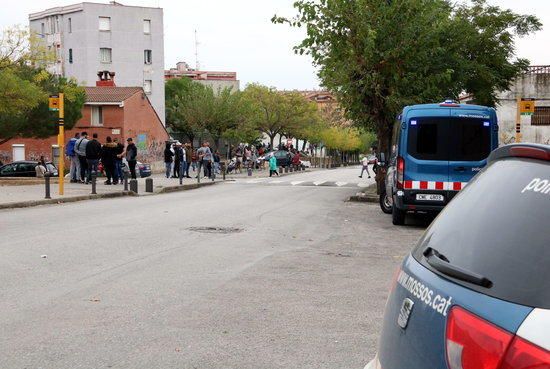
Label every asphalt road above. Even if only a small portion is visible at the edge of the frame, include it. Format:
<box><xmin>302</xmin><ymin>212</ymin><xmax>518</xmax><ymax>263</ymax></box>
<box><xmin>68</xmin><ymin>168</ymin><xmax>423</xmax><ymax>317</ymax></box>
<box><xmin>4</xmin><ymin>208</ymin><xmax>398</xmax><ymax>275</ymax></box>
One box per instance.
<box><xmin>0</xmin><ymin>167</ymin><xmax>427</xmax><ymax>369</ymax></box>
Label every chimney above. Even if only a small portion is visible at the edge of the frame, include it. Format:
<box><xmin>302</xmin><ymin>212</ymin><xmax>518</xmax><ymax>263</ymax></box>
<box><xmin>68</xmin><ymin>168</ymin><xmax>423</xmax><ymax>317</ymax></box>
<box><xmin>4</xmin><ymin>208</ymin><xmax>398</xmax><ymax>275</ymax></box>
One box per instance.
<box><xmin>96</xmin><ymin>70</ymin><xmax>116</xmax><ymax>87</ymax></box>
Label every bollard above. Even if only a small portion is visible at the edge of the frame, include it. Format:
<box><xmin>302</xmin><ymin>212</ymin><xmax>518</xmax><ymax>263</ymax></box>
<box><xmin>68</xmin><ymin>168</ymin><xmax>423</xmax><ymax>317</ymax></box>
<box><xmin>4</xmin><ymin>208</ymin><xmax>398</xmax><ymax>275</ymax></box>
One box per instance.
<box><xmin>124</xmin><ymin>172</ymin><xmax>129</xmax><ymax>191</ymax></box>
<box><xmin>44</xmin><ymin>174</ymin><xmax>52</xmax><ymax>199</ymax></box>
<box><xmin>145</xmin><ymin>177</ymin><xmax>153</xmax><ymax>193</ymax></box>
<box><xmin>284</xmin><ymin>166</ymin><xmax>289</xmax><ymax>173</ymax></box>
<box><xmin>289</xmin><ymin>166</ymin><xmax>294</xmax><ymax>173</ymax></box>
<box><xmin>129</xmin><ymin>179</ymin><xmax>138</xmax><ymax>193</ymax></box>
<box><xmin>279</xmin><ymin>167</ymin><xmax>283</xmax><ymax>175</ymax></box>
<box><xmin>91</xmin><ymin>172</ymin><xmax>97</xmax><ymax>195</ymax></box>
<box><xmin>247</xmin><ymin>167</ymin><xmax>252</xmax><ymax>176</ymax></box>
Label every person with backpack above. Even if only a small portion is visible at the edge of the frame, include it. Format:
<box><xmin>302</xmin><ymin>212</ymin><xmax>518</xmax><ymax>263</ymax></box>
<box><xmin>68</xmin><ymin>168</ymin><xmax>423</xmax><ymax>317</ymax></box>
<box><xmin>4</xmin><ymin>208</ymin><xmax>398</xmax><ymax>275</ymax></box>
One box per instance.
<box><xmin>85</xmin><ymin>133</ymin><xmax>102</xmax><ymax>183</ymax></box>
<box><xmin>74</xmin><ymin>131</ymin><xmax>89</xmax><ymax>183</ymax></box>
<box><xmin>66</xmin><ymin>133</ymin><xmax>80</xmax><ymax>183</ymax></box>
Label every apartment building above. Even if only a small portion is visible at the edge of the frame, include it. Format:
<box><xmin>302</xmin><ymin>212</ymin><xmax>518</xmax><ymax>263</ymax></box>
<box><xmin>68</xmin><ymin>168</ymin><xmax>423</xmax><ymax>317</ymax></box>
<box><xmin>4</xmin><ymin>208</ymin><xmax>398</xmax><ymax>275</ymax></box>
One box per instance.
<box><xmin>29</xmin><ymin>1</ymin><xmax>165</xmax><ymax>124</ymax></box>
<box><xmin>165</xmin><ymin>61</ymin><xmax>240</xmax><ymax>93</ymax></box>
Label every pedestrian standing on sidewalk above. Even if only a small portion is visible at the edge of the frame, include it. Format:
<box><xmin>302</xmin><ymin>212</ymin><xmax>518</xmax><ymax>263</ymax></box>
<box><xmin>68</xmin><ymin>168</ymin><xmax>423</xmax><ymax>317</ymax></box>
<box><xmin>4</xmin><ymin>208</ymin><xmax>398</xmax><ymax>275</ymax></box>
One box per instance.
<box><xmin>102</xmin><ymin>136</ymin><xmax>118</xmax><ymax>185</ymax></box>
<box><xmin>172</xmin><ymin>142</ymin><xmax>181</xmax><ymax>179</ymax></box>
<box><xmin>359</xmin><ymin>155</ymin><xmax>371</xmax><ymax>179</ymax></box>
<box><xmin>174</xmin><ymin>142</ymin><xmax>186</xmax><ymax>184</ymax></box>
<box><xmin>184</xmin><ymin>143</ymin><xmax>192</xmax><ymax>178</ymax></box>
<box><xmin>213</xmin><ymin>151</ymin><xmax>221</xmax><ymax>174</ymax></box>
<box><xmin>74</xmin><ymin>131</ymin><xmax>89</xmax><ymax>183</ymax></box>
<box><xmin>66</xmin><ymin>133</ymin><xmax>80</xmax><ymax>183</ymax></box>
<box><xmin>114</xmin><ymin>138</ymin><xmax>124</xmax><ymax>184</ymax></box>
<box><xmin>85</xmin><ymin>133</ymin><xmax>102</xmax><ymax>183</ymax></box>
<box><xmin>269</xmin><ymin>154</ymin><xmax>279</xmax><ymax>177</ymax></box>
<box><xmin>197</xmin><ymin>142</ymin><xmax>213</xmax><ymax>179</ymax></box>
<box><xmin>125</xmin><ymin>138</ymin><xmax>138</xmax><ymax>179</ymax></box>
<box><xmin>164</xmin><ymin>142</ymin><xmax>174</xmax><ymax>178</ymax></box>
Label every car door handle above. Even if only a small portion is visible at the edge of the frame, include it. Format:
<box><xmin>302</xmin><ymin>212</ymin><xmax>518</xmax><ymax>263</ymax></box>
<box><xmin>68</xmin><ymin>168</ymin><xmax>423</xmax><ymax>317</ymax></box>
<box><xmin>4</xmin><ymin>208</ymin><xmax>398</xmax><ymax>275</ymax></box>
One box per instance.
<box><xmin>453</xmin><ymin>166</ymin><xmax>466</xmax><ymax>172</ymax></box>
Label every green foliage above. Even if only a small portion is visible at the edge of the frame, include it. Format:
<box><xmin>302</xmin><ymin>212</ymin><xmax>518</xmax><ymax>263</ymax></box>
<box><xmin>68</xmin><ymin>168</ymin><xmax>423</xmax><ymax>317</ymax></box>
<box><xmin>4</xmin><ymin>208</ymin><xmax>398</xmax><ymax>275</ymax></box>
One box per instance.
<box><xmin>273</xmin><ymin>0</ymin><xmax>541</xmax><ymax>152</ymax></box>
<box><xmin>166</xmin><ymin>77</ymin><xmax>250</xmax><ymax>149</ymax></box>
<box><xmin>0</xmin><ymin>26</ymin><xmax>85</xmax><ymax>142</ymax></box>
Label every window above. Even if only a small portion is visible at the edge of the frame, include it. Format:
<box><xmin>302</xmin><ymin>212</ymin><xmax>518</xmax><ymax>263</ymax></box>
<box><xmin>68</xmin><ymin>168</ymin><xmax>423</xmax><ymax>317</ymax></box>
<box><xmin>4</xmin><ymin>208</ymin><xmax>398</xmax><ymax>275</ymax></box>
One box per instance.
<box><xmin>91</xmin><ymin>106</ymin><xmax>103</xmax><ymax>126</ymax></box>
<box><xmin>99</xmin><ymin>16</ymin><xmax>111</xmax><ymax>31</ymax></box>
<box><xmin>69</xmin><ymin>49</ymin><xmax>73</xmax><ymax>64</ymax></box>
<box><xmin>143</xmin><ymin>80</ymin><xmax>152</xmax><ymax>94</ymax></box>
<box><xmin>532</xmin><ymin>106</ymin><xmax>550</xmax><ymax>126</ymax></box>
<box><xmin>407</xmin><ymin>117</ymin><xmax>491</xmax><ymax>161</ymax></box>
<box><xmin>412</xmin><ymin>158</ymin><xmax>550</xmax><ymax>308</ymax></box>
<box><xmin>100</xmin><ymin>48</ymin><xmax>112</xmax><ymax>63</ymax></box>
<box><xmin>41</xmin><ymin>23</ymin><xmax>45</xmax><ymax>35</ymax></box>
<box><xmin>143</xmin><ymin>19</ymin><xmax>151</xmax><ymax>34</ymax></box>
<box><xmin>68</xmin><ymin>18</ymin><xmax>72</xmax><ymax>33</ymax></box>
<box><xmin>144</xmin><ymin>50</ymin><xmax>152</xmax><ymax>64</ymax></box>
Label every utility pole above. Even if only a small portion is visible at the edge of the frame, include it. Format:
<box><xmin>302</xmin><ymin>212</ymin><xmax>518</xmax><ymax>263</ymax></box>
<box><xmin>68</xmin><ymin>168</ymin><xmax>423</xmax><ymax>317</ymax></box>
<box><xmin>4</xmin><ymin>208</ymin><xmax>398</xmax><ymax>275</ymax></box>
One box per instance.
<box><xmin>515</xmin><ymin>96</ymin><xmax>522</xmax><ymax>143</ymax></box>
<box><xmin>194</xmin><ymin>29</ymin><xmax>200</xmax><ymax>71</ymax></box>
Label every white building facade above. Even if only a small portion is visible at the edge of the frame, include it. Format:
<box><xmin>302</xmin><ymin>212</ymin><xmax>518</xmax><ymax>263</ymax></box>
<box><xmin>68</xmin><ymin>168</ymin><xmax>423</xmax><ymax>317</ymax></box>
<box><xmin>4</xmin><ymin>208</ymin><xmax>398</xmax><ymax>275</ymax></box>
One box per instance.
<box><xmin>29</xmin><ymin>1</ymin><xmax>166</xmax><ymax>124</ymax></box>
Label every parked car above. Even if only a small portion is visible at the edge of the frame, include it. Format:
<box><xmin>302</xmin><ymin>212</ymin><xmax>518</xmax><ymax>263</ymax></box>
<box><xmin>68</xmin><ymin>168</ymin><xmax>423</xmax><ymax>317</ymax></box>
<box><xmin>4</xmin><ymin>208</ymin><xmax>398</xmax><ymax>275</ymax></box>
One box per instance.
<box><xmin>261</xmin><ymin>150</ymin><xmax>291</xmax><ymax>167</ymax></box>
<box><xmin>0</xmin><ymin>161</ymin><xmax>58</xmax><ymax>177</ymax></box>
<box><xmin>380</xmin><ymin>100</ymin><xmax>499</xmax><ymax>225</ymax></box>
<box><xmin>366</xmin><ymin>143</ymin><xmax>550</xmax><ymax>369</ymax></box>
<box><xmin>120</xmin><ymin>159</ymin><xmax>151</xmax><ymax>178</ymax></box>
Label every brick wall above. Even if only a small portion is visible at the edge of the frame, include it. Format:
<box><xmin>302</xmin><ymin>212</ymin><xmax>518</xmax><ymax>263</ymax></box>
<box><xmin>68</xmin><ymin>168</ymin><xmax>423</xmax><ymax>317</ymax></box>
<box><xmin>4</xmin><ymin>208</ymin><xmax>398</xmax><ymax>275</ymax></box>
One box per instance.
<box><xmin>0</xmin><ymin>92</ymin><xmax>169</xmax><ymax>165</ymax></box>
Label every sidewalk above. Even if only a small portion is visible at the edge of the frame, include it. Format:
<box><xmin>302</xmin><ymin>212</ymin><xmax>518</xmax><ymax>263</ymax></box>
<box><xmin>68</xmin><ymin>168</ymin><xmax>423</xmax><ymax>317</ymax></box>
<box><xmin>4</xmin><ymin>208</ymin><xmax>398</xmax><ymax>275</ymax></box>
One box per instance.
<box><xmin>0</xmin><ymin>166</ymin><xmax>317</xmax><ymax>210</ymax></box>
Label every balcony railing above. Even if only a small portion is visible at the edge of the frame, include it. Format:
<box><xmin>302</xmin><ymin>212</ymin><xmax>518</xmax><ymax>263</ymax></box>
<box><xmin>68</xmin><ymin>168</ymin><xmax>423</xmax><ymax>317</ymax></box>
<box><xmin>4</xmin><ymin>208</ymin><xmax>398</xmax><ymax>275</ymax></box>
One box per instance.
<box><xmin>525</xmin><ymin>65</ymin><xmax>550</xmax><ymax>74</ymax></box>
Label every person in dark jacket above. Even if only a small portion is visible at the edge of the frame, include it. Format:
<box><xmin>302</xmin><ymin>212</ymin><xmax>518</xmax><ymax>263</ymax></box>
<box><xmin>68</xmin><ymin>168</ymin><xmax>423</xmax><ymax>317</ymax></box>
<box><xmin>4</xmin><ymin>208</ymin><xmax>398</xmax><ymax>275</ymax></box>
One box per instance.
<box><xmin>125</xmin><ymin>138</ymin><xmax>138</xmax><ymax>179</ymax></box>
<box><xmin>102</xmin><ymin>136</ymin><xmax>118</xmax><ymax>185</ymax></box>
<box><xmin>114</xmin><ymin>138</ymin><xmax>124</xmax><ymax>184</ymax></box>
<box><xmin>66</xmin><ymin>133</ymin><xmax>80</xmax><ymax>183</ymax></box>
<box><xmin>172</xmin><ymin>142</ymin><xmax>181</xmax><ymax>179</ymax></box>
<box><xmin>164</xmin><ymin>142</ymin><xmax>174</xmax><ymax>178</ymax></box>
<box><xmin>184</xmin><ymin>143</ymin><xmax>192</xmax><ymax>178</ymax></box>
<box><xmin>174</xmin><ymin>142</ymin><xmax>186</xmax><ymax>184</ymax></box>
<box><xmin>85</xmin><ymin>133</ymin><xmax>102</xmax><ymax>182</ymax></box>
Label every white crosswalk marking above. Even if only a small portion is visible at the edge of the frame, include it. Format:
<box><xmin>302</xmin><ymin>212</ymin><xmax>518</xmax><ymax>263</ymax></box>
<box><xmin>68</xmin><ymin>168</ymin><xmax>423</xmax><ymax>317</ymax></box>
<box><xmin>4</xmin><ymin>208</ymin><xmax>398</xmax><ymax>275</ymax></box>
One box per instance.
<box><xmin>269</xmin><ymin>180</ymin><xmax>284</xmax><ymax>184</ymax></box>
<box><xmin>246</xmin><ymin>179</ymin><xmax>268</xmax><ymax>184</ymax></box>
<box><xmin>357</xmin><ymin>183</ymin><xmax>370</xmax><ymax>188</ymax></box>
<box><xmin>335</xmin><ymin>182</ymin><xmax>348</xmax><ymax>187</ymax></box>
<box><xmin>291</xmin><ymin>181</ymin><xmax>304</xmax><ymax>186</ymax></box>
<box><xmin>313</xmin><ymin>181</ymin><xmax>326</xmax><ymax>186</ymax></box>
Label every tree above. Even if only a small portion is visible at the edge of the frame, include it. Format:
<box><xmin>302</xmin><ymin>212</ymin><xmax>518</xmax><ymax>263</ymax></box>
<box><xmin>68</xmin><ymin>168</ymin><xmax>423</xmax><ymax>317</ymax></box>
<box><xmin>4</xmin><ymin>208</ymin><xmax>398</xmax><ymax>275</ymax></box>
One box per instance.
<box><xmin>273</xmin><ymin>0</ymin><xmax>541</xmax><ymax>154</ymax></box>
<box><xmin>0</xmin><ymin>26</ymin><xmax>85</xmax><ymax>144</ymax></box>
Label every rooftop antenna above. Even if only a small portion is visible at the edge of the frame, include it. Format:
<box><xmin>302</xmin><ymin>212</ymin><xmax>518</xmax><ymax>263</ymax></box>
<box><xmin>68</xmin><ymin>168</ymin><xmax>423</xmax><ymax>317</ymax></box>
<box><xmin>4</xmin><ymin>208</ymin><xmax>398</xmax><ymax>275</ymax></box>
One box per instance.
<box><xmin>194</xmin><ymin>29</ymin><xmax>201</xmax><ymax>71</ymax></box>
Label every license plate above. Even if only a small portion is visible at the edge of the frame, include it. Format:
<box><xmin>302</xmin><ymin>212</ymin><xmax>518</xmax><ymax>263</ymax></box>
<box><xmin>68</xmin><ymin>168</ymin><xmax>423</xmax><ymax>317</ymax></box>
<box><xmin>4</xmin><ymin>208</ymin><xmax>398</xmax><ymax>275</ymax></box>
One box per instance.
<box><xmin>416</xmin><ymin>194</ymin><xmax>444</xmax><ymax>201</ymax></box>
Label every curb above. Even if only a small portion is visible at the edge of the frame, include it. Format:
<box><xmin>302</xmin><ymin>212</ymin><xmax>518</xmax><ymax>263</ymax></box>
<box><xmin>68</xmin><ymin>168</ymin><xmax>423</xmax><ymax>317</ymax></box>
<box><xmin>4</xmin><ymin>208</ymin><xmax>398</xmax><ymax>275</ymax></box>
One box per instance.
<box><xmin>348</xmin><ymin>195</ymin><xmax>378</xmax><ymax>203</ymax></box>
<box><xmin>0</xmin><ymin>191</ymin><xmax>137</xmax><ymax>211</ymax></box>
<box><xmin>155</xmin><ymin>181</ymin><xmax>218</xmax><ymax>194</ymax></box>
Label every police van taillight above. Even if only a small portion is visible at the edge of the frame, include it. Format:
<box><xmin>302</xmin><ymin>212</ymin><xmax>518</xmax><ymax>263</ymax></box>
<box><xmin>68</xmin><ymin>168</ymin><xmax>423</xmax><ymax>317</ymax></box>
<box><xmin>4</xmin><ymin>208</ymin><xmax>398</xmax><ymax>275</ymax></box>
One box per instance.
<box><xmin>396</xmin><ymin>157</ymin><xmax>405</xmax><ymax>189</ymax></box>
<box><xmin>446</xmin><ymin>306</ymin><xmax>550</xmax><ymax>369</ymax></box>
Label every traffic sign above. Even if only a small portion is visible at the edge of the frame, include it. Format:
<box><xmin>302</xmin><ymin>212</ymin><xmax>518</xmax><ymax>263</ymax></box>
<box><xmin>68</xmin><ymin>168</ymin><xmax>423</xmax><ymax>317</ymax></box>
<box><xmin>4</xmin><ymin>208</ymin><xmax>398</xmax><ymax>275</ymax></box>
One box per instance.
<box><xmin>520</xmin><ymin>98</ymin><xmax>535</xmax><ymax>116</ymax></box>
<box><xmin>49</xmin><ymin>95</ymin><xmax>59</xmax><ymax>111</ymax></box>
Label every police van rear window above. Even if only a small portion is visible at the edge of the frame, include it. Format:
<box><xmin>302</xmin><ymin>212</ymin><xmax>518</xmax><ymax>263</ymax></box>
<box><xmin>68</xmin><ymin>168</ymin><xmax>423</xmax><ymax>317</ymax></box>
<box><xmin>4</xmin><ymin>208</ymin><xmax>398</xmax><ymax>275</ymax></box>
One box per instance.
<box><xmin>412</xmin><ymin>158</ymin><xmax>550</xmax><ymax>308</ymax></box>
<box><xmin>407</xmin><ymin>117</ymin><xmax>491</xmax><ymax>161</ymax></box>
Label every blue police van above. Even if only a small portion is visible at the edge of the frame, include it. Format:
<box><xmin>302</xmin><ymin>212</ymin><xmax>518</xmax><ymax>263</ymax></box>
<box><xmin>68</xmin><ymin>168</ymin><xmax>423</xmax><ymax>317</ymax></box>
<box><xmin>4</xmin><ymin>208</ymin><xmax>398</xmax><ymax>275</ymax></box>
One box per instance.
<box><xmin>379</xmin><ymin>101</ymin><xmax>499</xmax><ymax>225</ymax></box>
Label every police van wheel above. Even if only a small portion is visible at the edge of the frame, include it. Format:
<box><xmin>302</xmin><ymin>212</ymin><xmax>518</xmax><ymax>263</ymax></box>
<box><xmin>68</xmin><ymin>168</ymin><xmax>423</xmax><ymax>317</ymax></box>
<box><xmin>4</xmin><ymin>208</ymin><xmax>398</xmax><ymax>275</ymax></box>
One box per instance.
<box><xmin>380</xmin><ymin>189</ymin><xmax>393</xmax><ymax>214</ymax></box>
<box><xmin>392</xmin><ymin>206</ymin><xmax>406</xmax><ymax>225</ymax></box>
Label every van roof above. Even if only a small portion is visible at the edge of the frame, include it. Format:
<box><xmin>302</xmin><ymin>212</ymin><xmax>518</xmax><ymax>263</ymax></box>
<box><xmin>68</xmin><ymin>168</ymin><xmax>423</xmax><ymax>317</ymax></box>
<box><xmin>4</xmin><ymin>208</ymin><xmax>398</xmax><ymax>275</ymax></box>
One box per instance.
<box><xmin>405</xmin><ymin>103</ymin><xmax>494</xmax><ymax>111</ymax></box>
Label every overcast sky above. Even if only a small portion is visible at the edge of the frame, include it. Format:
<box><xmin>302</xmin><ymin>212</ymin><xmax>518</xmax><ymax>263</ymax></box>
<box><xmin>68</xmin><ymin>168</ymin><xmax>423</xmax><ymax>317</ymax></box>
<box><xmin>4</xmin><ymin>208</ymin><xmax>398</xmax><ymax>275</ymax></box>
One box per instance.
<box><xmin>0</xmin><ymin>0</ymin><xmax>548</xmax><ymax>90</ymax></box>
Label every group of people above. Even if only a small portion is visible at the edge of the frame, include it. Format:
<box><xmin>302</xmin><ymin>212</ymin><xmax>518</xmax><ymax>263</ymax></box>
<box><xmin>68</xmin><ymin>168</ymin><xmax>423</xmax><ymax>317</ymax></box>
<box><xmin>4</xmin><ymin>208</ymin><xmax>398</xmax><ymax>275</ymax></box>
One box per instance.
<box><xmin>164</xmin><ymin>141</ymin><xmax>222</xmax><ymax>181</ymax></box>
<box><xmin>66</xmin><ymin>132</ymin><xmax>138</xmax><ymax>185</ymax></box>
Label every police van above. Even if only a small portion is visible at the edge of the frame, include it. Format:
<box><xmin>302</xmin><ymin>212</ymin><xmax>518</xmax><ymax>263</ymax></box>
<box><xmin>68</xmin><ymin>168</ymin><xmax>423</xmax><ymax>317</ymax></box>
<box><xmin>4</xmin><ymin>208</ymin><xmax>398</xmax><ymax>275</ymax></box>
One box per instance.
<box><xmin>379</xmin><ymin>101</ymin><xmax>499</xmax><ymax>225</ymax></box>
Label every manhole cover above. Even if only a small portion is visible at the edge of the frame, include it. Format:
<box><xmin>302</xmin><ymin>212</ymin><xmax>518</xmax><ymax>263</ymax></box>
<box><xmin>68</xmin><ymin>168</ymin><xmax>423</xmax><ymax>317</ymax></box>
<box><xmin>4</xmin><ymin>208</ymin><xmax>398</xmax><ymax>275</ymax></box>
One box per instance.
<box><xmin>187</xmin><ymin>226</ymin><xmax>243</xmax><ymax>234</ymax></box>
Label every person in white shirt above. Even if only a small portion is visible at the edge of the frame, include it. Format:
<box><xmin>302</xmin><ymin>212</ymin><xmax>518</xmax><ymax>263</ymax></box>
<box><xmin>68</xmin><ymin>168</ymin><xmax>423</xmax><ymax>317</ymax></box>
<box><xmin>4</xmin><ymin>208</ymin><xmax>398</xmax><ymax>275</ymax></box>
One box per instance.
<box><xmin>359</xmin><ymin>155</ymin><xmax>371</xmax><ymax>179</ymax></box>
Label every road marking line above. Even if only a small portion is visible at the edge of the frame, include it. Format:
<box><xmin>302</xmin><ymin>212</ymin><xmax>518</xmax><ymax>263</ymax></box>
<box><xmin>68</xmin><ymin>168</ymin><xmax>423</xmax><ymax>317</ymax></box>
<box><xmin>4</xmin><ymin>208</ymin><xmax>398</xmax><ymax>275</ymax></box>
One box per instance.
<box><xmin>357</xmin><ymin>183</ymin><xmax>370</xmax><ymax>188</ymax></box>
<box><xmin>335</xmin><ymin>182</ymin><xmax>348</xmax><ymax>187</ymax></box>
<box><xmin>291</xmin><ymin>181</ymin><xmax>304</xmax><ymax>186</ymax></box>
<box><xmin>269</xmin><ymin>180</ymin><xmax>284</xmax><ymax>184</ymax></box>
<box><xmin>313</xmin><ymin>181</ymin><xmax>326</xmax><ymax>186</ymax></box>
